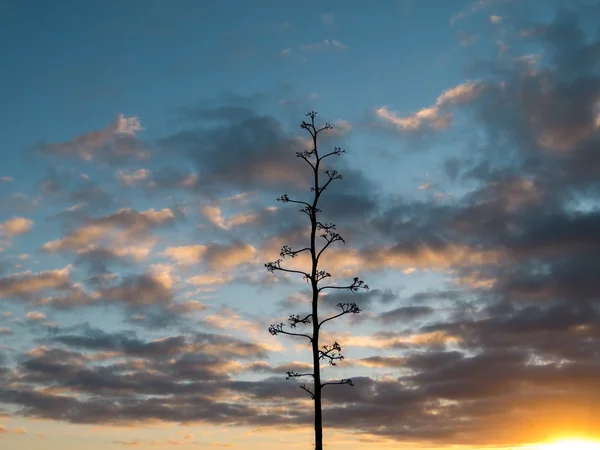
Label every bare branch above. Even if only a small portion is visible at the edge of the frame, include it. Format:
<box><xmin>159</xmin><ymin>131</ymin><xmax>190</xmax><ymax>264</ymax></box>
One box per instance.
<box><xmin>318</xmin><ymin>277</ymin><xmax>369</xmax><ymax>293</ymax></box>
<box><xmin>286</xmin><ymin>371</ymin><xmax>314</xmax><ymax>380</ymax></box>
<box><xmin>300</xmin><ymin>111</ymin><xmax>318</xmax><ymax>139</ymax></box>
<box><xmin>300</xmin><ymin>384</ymin><xmax>315</xmax><ymax>399</ymax></box>
<box><xmin>321</xmin><ymin>378</ymin><xmax>354</xmax><ymax>388</ymax></box>
<box><xmin>296</xmin><ymin>149</ymin><xmax>316</xmax><ymax>170</ymax></box>
<box><xmin>319</xmin><ymin>146</ymin><xmax>346</xmax><ymax>160</ymax></box>
<box><xmin>277</xmin><ymin>194</ymin><xmax>312</xmax><ymax>208</ymax></box>
<box><xmin>319</xmin><ymin>341</ymin><xmax>344</xmax><ymax>366</ymax></box>
<box><xmin>268</xmin><ymin>323</ymin><xmax>313</xmax><ymax>343</ymax></box>
<box><xmin>315</xmin><ymin>269</ymin><xmax>332</xmax><ymax>282</ymax></box>
<box><xmin>316</xmin><ymin>123</ymin><xmax>333</xmax><ymax>134</ymax></box>
<box><xmin>265</xmin><ymin>259</ymin><xmax>311</xmax><ymax>281</ymax></box>
<box><xmin>288</xmin><ymin>313</ymin><xmax>312</xmax><ymax>328</ymax></box>
<box><xmin>318</xmin><ymin>302</ymin><xmax>361</xmax><ymax>328</ymax></box>
<box><xmin>318</xmin><ymin>169</ymin><xmax>343</xmax><ymax>194</ymax></box>
<box><xmin>316</xmin><ymin>221</ymin><xmax>336</xmax><ymax>231</ymax></box>
<box><xmin>280</xmin><ymin>245</ymin><xmax>311</xmax><ymax>259</ymax></box>
<box><xmin>316</xmin><ymin>223</ymin><xmax>346</xmax><ymax>261</ymax></box>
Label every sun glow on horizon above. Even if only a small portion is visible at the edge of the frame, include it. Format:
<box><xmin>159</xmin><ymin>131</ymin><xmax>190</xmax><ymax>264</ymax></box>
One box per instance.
<box><xmin>528</xmin><ymin>439</ymin><xmax>600</xmax><ymax>450</ymax></box>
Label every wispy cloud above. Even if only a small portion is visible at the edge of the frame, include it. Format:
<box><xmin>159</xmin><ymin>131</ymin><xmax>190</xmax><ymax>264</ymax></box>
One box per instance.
<box><xmin>301</xmin><ymin>39</ymin><xmax>347</xmax><ymax>51</ymax></box>
<box><xmin>37</xmin><ymin>114</ymin><xmax>147</xmax><ymax>162</ymax></box>
<box><xmin>450</xmin><ymin>0</ymin><xmax>511</xmax><ymax>25</ymax></box>
<box><xmin>375</xmin><ymin>81</ymin><xmax>483</xmax><ymax>133</ymax></box>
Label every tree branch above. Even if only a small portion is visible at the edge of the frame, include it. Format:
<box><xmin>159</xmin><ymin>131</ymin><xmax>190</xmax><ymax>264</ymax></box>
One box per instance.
<box><xmin>318</xmin><ymin>302</ymin><xmax>361</xmax><ymax>328</ymax></box>
<box><xmin>296</xmin><ymin>150</ymin><xmax>316</xmax><ymax>170</ymax></box>
<box><xmin>280</xmin><ymin>245</ymin><xmax>311</xmax><ymax>259</ymax></box>
<box><xmin>315</xmin><ymin>269</ymin><xmax>332</xmax><ymax>282</ymax></box>
<box><xmin>316</xmin><ymin>123</ymin><xmax>333</xmax><ymax>135</ymax></box>
<box><xmin>321</xmin><ymin>378</ymin><xmax>354</xmax><ymax>388</ymax></box>
<box><xmin>318</xmin><ymin>169</ymin><xmax>343</xmax><ymax>194</ymax></box>
<box><xmin>300</xmin><ymin>384</ymin><xmax>315</xmax><ymax>399</ymax></box>
<box><xmin>318</xmin><ymin>277</ymin><xmax>369</xmax><ymax>293</ymax></box>
<box><xmin>319</xmin><ymin>146</ymin><xmax>346</xmax><ymax>161</ymax></box>
<box><xmin>277</xmin><ymin>194</ymin><xmax>312</xmax><ymax>208</ymax></box>
<box><xmin>288</xmin><ymin>313</ymin><xmax>312</xmax><ymax>328</ymax></box>
<box><xmin>268</xmin><ymin>323</ymin><xmax>313</xmax><ymax>343</ymax></box>
<box><xmin>316</xmin><ymin>224</ymin><xmax>346</xmax><ymax>261</ymax></box>
<box><xmin>286</xmin><ymin>371</ymin><xmax>314</xmax><ymax>380</ymax></box>
<box><xmin>319</xmin><ymin>341</ymin><xmax>344</xmax><ymax>366</ymax></box>
<box><xmin>265</xmin><ymin>259</ymin><xmax>311</xmax><ymax>281</ymax></box>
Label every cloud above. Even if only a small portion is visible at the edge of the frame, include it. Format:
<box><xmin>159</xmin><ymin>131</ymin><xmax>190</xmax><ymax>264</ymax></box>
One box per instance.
<box><xmin>159</xmin><ymin>105</ymin><xmax>311</xmax><ymax>194</ymax></box>
<box><xmin>327</xmin><ymin>119</ymin><xmax>352</xmax><ymax>136</ymax></box>
<box><xmin>0</xmin><ymin>217</ymin><xmax>33</xmax><ymax>238</ymax></box>
<box><xmin>457</xmin><ymin>30</ymin><xmax>479</xmax><ymax>46</ymax></box>
<box><xmin>161</xmin><ymin>245</ymin><xmax>207</xmax><ymax>265</ymax></box>
<box><xmin>187</xmin><ymin>273</ymin><xmax>233</xmax><ymax>287</ymax></box>
<box><xmin>490</xmin><ymin>15</ymin><xmax>503</xmax><ymax>23</ymax></box>
<box><xmin>345</xmin><ymin>330</ymin><xmax>462</xmax><ymax>350</ymax></box>
<box><xmin>450</xmin><ymin>0</ymin><xmax>511</xmax><ymax>25</ymax></box>
<box><xmin>99</xmin><ymin>274</ymin><xmax>174</xmax><ymax>308</ymax></box>
<box><xmin>42</xmin><ymin>208</ymin><xmax>177</xmax><ymax>254</ymax></box>
<box><xmin>37</xmin><ymin>114</ymin><xmax>147</xmax><ymax>162</ymax></box>
<box><xmin>301</xmin><ymin>39</ymin><xmax>347</xmax><ymax>51</ymax></box>
<box><xmin>0</xmin><ymin>266</ymin><xmax>71</xmax><ymax>299</ymax></box>
<box><xmin>162</xmin><ymin>242</ymin><xmax>256</xmax><ymax>271</ymax></box>
<box><xmin>201</xmin><ymin>205</ymin><xmax>259</xmax><ymax>230</ymax></box>
<box><xmin>0</xmin><ymin>424</ymin><xmax>28</xmax><ymax>435</ymax></box>
<box><xmin>0</xmin><ymin>176</ymin><xmax>13</xmax><ymax>183</ymax></box>
<box><xmin>375</xmin><ymin>81</ymin><xmax>483</xmax><ymax>133</ymax></box>
<box><xmin>25</xmin><ymin>311</ymin><xmax>47</xmax><ymax>322</ymax></box>
<box><xmin>378</xmin><ymin>306</ymin><xmax>435</xmax><ymax>324</ymax></box>
<box><xmin>38</xmin><ymin>271</ymin><xmax>179</xmax><ymax>311</ymax></box>
<box><xmin>355</xmin><ymin>356</ymin><xmax>407</xmax><ymax>368</ymax></box>
<box><xmin>117</xmin><ymin>169</ymin><xmax>152</xmax><ymax>186</ymax></box>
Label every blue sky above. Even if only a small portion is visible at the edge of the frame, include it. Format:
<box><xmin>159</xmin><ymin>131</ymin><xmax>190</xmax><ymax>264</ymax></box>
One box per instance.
<box><xmin>1</xmin><ymin>0</ymin><xmax>600</xmax><ymax>449</ymax></box>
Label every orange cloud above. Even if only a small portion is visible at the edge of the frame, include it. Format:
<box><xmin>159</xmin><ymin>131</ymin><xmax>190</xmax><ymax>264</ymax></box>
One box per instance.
<box><xmin>161</xmin><ymin>245</ymin><xmax>207</xmax><ymax>265</ymax></box>
<box><xmin>0</xmin><ymin>266</ymin><xmax>71</xmax><ymax>298</ymax></box>
<box><xmin>163</xmin><ymin>242</ymin><xmax>256</xmax><ymax>271</ymax></box>
<box><xmin>376</xmin><ymin>81</ymin><xmax>483</xmax><ymax>132</ymax></box>
<box><xmin>346</xmin><ymin>330</ymin><xmax>462</xmax><ymax>349</ymax></box>
<box><xmin>25</xmin><ymin>311</ymin><xmax>47</xmax><ymax>321</ymax></box>
<box><xmin>187</xmin><ymin>273</ymin><xmax>233</xmax><ymax>286</ymax></box>
<box><xmin>201</xmin><ymin>205</ymin><xmax>259</xmax><ymax>230</ymax></box>
<box><xmin>42</xmin><ymin>208</ymin><xmax>174</xmax><ymax>255</ymax></box>
<box><xmin>0</xmin><ymin>217</ymin><xmax>33</xmax><ymax>238</ymax></box>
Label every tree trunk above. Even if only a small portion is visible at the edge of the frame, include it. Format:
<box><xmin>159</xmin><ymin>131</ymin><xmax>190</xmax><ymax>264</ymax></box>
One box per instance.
<box><xmin>312</xmin><ymin>314</ymin><xmax>322</xmax><ymax>450</ymax></box>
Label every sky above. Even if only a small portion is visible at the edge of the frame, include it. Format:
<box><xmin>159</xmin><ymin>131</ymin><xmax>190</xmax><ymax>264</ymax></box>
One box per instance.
<box><xmin>1</xmin><ymin>0</ymin><xmax>600</xmax><ymax>449</ymax></box>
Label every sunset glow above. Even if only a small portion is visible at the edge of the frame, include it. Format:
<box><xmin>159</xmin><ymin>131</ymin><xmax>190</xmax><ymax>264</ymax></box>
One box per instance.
<box><xmin>530</xmin><ymin>440</ymin><xmax>600</xmax><ymax>450</ymax></box>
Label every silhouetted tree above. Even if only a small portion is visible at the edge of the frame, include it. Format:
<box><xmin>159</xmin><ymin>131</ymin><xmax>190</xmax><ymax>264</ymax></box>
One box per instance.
<box><xmin>266</xmin><ymin>111</ymin><xmax>369</xmax><ymax>450</ymax></box>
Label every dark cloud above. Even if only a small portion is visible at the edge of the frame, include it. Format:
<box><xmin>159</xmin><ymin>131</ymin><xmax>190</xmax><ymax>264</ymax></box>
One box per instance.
<box><xmin>378</xmin><ymin>305</ymin><xmax>435</xmax><ymax>324</ymax></box>
<box><xmin>158</xmin><ymin>98</ymin><xmax>379</xmax><ymax>234</ymax></box>
<box><xmin>159</xmin><ymin>107</ymin><xmax>308</xmax><ymax>196</ymax></box>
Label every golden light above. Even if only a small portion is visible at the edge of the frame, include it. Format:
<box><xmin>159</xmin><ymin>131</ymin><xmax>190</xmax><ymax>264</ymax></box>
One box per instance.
<box><xmin>529</xmin><ymin>439</ymin><xmax>600</xmax><ymax>450</ymax></box>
